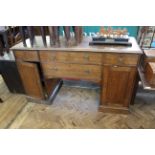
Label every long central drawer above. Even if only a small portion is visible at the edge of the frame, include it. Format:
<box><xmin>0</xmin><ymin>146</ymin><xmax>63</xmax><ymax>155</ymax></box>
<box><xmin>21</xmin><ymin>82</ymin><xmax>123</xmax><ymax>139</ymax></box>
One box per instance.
<box><xmin>41</xmin><ymin>62</ymin><xmax>102</xmax><ymax>83</ymax></box>
<box><xmin>39</xmin><ymin>51</ymin><xmax>102</xmax><ymax>65</ymax></box>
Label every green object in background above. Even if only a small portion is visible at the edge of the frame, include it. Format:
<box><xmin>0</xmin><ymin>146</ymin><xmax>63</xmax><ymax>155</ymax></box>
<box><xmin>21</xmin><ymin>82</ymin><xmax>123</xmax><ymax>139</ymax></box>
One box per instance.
<box><xmin>83</xmin><ymin>26</ymin><xmax>139</xmax><ymax>38</ymax></box>
<box><xmin>59</xmin><ymin>26</ymin><xmax>139</xmax><ymax>38</ymax></box>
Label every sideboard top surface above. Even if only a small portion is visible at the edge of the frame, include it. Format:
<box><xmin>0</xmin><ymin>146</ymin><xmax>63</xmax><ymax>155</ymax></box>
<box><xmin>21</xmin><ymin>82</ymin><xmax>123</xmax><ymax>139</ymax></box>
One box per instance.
<box><xmin>11</xmin><ymin>36</ymin><xmax>142</xmax><ymax>54</ymax></box>
<box><xmin>144</xmin><ymin>49</ymin><xmax>155</xmax><ymax>58</ymax></box>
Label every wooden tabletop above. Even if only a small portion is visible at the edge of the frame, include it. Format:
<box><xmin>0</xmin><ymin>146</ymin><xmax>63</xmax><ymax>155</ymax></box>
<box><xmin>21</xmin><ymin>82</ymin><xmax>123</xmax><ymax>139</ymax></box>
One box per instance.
<box><xmin>144</xmin><ymin>49</ymin><xmax>155</xmax><ymax>58</ymax></box>
<box><xmin>11</xmin><ymin>36</ymin><xmax>142</xmax><ymax>54</ymax></box>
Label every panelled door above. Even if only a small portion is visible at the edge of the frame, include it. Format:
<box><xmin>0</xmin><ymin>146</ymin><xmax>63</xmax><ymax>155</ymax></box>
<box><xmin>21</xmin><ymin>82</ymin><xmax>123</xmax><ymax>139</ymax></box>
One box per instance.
<box><xmin>17</xmin><ymin>61</ymin><xmax>44</xmax><ymax>99</ymax></box>
<box><xmin>101</xmin><ymin>65</ymin><xmax>136</xmax><ymax>107</ymax></box>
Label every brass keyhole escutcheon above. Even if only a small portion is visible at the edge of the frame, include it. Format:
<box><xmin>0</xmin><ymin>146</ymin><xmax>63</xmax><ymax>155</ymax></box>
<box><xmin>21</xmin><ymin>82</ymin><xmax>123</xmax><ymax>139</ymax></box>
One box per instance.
<box><xmin>51</xmin><ymin>54</ymin><xmax>56</xmax><ymax>61</ymax></box>
<box><xmin>118</xmin><ymin>55</ymin><xmax>123</xmax><ymax>63</ymax></box>
<box><xmin>84</xmin><ymin>53</ymin><xmax>89</xmax><ymax>61</ymax></box>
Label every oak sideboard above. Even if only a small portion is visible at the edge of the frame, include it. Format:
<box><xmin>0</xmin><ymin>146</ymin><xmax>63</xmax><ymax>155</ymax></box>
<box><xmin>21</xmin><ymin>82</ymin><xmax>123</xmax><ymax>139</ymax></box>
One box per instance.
<box><xmin>11</xmin><ymin>36</ymin><xmax>142</xmax><ymax>113</ymax></box>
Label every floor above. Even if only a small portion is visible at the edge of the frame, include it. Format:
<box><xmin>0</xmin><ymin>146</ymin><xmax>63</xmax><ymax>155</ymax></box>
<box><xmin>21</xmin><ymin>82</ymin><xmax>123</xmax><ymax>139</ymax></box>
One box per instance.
<box><xmin>0</xmin><ymin>76</ymin><xmax>155</xmax><ymax>129</ymax></box>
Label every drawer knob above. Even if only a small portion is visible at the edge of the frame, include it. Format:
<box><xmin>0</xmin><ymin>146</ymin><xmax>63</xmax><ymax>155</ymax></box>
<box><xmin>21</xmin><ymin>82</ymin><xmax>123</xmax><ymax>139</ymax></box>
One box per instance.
<box><xmin>51</xmin><ymin>56</ymin><xmax>56</xmax><ymax>61</ymax></box>
<box><xmin>52</xmin><ymin>67</ymin><xmax>58</xmax><ymax>71</ymax></box>
<box><xmin>84</xmin><ymin>70</ymin><xmax>91</xmax><ymax>74</ymax></box>
<box><xmin>113</xmin><ymin>65</ymin><xmax>118</xmax><ymax>68</ymax></box>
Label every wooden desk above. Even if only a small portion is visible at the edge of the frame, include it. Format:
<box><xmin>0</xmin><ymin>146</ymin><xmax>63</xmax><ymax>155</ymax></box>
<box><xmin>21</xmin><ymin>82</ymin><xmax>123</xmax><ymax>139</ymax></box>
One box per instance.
<box><xmin>11</xmin><ymin>36</ymin><xmax>142</xmax><ymax>113</ymax></box>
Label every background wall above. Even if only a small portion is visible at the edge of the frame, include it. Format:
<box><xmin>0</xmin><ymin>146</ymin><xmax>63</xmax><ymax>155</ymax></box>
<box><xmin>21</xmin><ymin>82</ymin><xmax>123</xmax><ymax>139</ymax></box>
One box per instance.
<box><xmin>83</xmin><ymin>26</ymin><xmax>139</xmax><ymax>37</ymax></box>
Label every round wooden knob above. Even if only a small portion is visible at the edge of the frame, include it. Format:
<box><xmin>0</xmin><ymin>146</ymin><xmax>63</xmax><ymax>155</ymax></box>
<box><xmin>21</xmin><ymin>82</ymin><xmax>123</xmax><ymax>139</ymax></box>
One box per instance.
<box><xmin>52</xmin><ymin>67</ymin><xmax>58</xmax><ymax>71</ymax></box>
<box><xmin>84</xmin><ymin>70</ymin><xmax>91</xmax><ymax>74</ymax></box>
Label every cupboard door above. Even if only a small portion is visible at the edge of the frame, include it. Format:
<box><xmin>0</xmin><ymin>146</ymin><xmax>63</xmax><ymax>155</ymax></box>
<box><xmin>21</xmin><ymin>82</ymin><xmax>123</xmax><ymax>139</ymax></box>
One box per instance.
<box><xmin>101</xmin><ymin>65</ymin><xmax>136</xmax><ymax>107</ymax></box>
<box><xmin>17</xmin><ymin>61</ymin><xmax>44</xmax><ymax>99</ymax></box>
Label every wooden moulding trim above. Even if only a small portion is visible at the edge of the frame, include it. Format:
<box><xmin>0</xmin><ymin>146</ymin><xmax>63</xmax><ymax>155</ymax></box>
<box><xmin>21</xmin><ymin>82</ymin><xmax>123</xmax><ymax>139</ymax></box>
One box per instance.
<box><xmin>99</xmin><ymin>105</ymin><xmax>129</xmax><ymax>114</ymax></box>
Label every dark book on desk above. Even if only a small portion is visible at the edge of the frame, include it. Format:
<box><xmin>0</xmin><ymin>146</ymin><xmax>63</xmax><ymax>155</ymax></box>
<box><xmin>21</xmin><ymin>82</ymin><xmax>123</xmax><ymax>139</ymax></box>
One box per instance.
<box><xmin>89</xmin><ymin>37</ymin><xmax>132</xmax><ymax>46</ymax></box>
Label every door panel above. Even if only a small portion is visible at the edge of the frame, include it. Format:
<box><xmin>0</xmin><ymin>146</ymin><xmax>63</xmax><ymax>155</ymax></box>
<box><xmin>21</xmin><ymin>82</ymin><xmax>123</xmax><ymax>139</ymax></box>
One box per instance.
<box><xmin>17</xmin><ymin>61</ymin><xmax>44</xmax><ymax>99</ymax></box>
<box><xmin>101</xmin><ymin>65</ymin><xmax>136</xmax><ymax>107</ymax></box>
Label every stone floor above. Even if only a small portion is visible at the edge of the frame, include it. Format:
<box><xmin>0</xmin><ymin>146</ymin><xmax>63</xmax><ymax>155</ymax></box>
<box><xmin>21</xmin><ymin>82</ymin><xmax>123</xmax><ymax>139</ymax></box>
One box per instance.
<box><xmin>0</xmin><ymin>76</ymin><xmax>155</xmax><ymax>129</ymax></box>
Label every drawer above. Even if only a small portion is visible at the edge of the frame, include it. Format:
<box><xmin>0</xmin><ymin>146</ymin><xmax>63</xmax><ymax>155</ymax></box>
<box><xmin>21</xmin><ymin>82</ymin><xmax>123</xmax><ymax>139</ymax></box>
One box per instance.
<box><xmin>41</xmin><ymin>62</ymin><xmax>102</xmax><ymax>82</ymax></box>
<box><xmin>145</xmin><ymin>62</ymin><xmax>155</xmax><ymax>86</ymax></box>
<box><xmin>103</xmin><ymin>54</ymin><xmax>139</xmax><ymax>66</ymax></box>
<box><xmin>14</xmin><ymin>51</ymin><xmax>39</xmax><ymax>62</ymax></box>
<box><xmin>39</xmin><ymin>51</ymin><xmax>102</xmax><ymax>65</ymax></box>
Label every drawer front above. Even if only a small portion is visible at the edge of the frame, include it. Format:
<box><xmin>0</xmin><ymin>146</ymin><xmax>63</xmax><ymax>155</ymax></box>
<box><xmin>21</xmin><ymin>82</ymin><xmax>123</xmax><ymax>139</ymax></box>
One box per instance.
<box><xmin>103</xmin><ymin>54</ymin><xmax>139</xmax><ymax>66</ymax></box>
<box><xmin>145</xmin><ymin>62</ymin><xmax>155</xmax><ymax>86</ymax></box>
<box><xmin>39</xmin><ymin>51</ymin><xmax>102</xmax><ymax>65</ymax></box>
<box><xmin>14</xmin><ymin>51</ymin><xmax>39</xmax><ymax>62</ymax></box>
<box><xmin>41</xmin><ymin>62</ymin><xmax>102</xmax><ymax>82</ymax></box>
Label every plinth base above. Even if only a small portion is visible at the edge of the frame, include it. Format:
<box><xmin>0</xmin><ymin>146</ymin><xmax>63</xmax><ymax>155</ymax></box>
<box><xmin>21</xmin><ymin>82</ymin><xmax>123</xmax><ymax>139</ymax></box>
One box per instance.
<box><xmin>99</xmin><ymin>105</ymin><xmax>130</xmax><ymax>114</ymax></box>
